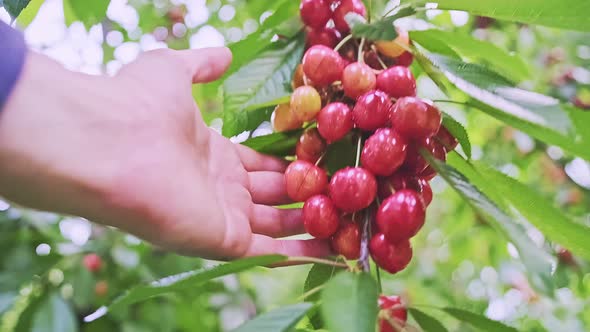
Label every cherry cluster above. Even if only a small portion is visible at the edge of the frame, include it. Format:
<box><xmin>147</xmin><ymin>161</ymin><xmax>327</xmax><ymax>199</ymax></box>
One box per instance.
<box><xmin>273</xmin><ymin>0</ymin><xmax>457</xmax><ymax>277</ymax></box>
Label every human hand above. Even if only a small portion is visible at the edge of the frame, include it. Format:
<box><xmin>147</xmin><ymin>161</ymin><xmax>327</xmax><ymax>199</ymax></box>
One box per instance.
<box><xmin>0</xmin><ymin>48</ymin><xmax>331</xmax><ymax>260</ymax></box>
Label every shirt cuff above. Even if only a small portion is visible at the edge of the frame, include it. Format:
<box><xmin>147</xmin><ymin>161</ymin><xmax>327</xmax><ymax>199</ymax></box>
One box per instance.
<box><xmin>0</xmin><ymin>21</ymin><xmax>27</xmax><ymax>111</ymax></box>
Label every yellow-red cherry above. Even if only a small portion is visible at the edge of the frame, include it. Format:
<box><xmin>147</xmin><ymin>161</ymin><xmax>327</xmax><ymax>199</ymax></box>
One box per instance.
<box><xmin>296</xmin><ymin>128</ymin><xmax>327</xmax><ymax>164</ymax></box>
<box><xmin>291</xmin><ymin>85</ymin><xmax>322</xmax><ymax>122</ymax></box>
<box><xmin>342</xmin><ymin>62</ymin><xmax>377</xmax><ymax>99</ymax></box>
<box><xmin>285</xmin><ymin>160</ymin><xmax>328</xmax><ymax>202</ymax></box>
<box><xmin>302</xmin><ymin>45</ymin><xmax>345</xmax><ymax>87</ymax></box>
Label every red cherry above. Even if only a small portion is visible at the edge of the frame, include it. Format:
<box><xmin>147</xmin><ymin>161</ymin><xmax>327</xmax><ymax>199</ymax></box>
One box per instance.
<box><xmin>378</xmin><ymin>172</ymin><xmax>432</xmax><ymax>206</ymax></box>
<box><xmin>378</xmin><ymin>295</ymin><xmax>408</xmax><ymax>332</ymax></box>
<box><xmin>376</xmin><ymin>66</ymin><xmax>416</xmax><ymax>99</ymax></box>
<box><xmin>400</xmin><ymin>138</ymin><xmax>434</xmax><ymax>174</ymax></box>
<box><xmin>317</xmin><ymin>102</ymin><xmax>354</xmax><ymax>142</ymax></box>
<box><xmin>300</xmin><ymin>0</ymin><xmax>332</xmax><ymax>29</ymax></box>
<box><xmin>302</xmin><ymin>45</ymin><xmax>345</xmax><ymax>86</ymax></box>
<box><xmin>391</xmin><ymin>97</ymin><xmax>441</xmax><ymax>139</ymax></box>
<box><xmin>435</xmin><ymin>125</ymin><xmax>458</xmax><ymax>152</ymax></box>
<box><xmin>396</xmin><ymin>51</ymin><xmax>414</xmax><ymax>67</ymax></box>
<box><xmin>331</xmin><ymin>219</ymin><xmax>361</xmax><ymax>259</ymax></box>
<box><xmin>377</xmin><ymin>171</ymin><xmax>420</xmax><ymax>199</ymax></box>
<box><xmin>329</xmin><ymin>167</ymin><xmax>377</xmax><ymax>213</ymax></box>
<box><xmin>303</xmin><ymin>195</ymin><xmax>340</xmax><ymax>239</ymax></box>
<box><xmin>342</xmin><ymin>62</ymin><xmax>377</xmax><ymax>99</ymax></box>
<box><xmin>333</xmin><ymin>0</ymin><xmax>366</xmax><ymax>33</ymax></box>
<box><xmin>296</xmin><ymin>128</ymin><xmax>327</xmax><ymax>163</ymax></box>
<box><xmin>376</xmin><ymin>189</ymin><xmax>425</xmax><ymax>244</ymax></box>
<box><xmin>361</xmin><ymin>128</ymin><xmax>407</xmax><ymax>176</ymax></box>
<box><xmin>419</xmin><ymin>178</ymin><xmax>433</xmax><ymax>206</ymax></box>
<box><xmin>285</xmin><ymin>160</ymin><xmax>328</xmax><ymax>202</ymax></box>
<box><xmin>83</xmin><ymin>253</ymin><xmax>102</xmax><ymax>273</ymax></box>
<box><xmin>369</xmin><ymin>234</ymin><xmax>412</xmax><ymax>274</ymax></box>
<box><xmin>352</xmin><ymin>90</ymin><xmax>392</xmax><ymax>131</ymax></box>
<box><xmin>306</xmin><ymin>27</ymin><xmax>341</xmax><ymax>48</ymax></box>
<box><xmin>419</xmin><ymin>140</ymin><xmax>446</xmax><ymax>181</ymax></box>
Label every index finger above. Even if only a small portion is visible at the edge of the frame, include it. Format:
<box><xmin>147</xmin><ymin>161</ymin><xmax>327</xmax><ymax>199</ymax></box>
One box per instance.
<box><xmin>237</xmin><ymin>144</ymin><xmax>288</xmax><ymax>172</ymax></box>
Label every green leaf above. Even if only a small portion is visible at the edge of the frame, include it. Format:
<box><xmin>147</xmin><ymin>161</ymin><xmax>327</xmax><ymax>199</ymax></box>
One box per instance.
<box><xmin>304</xmin><ymin>264</ymin><xmax>343</xmax><ymax>302</ymax></box>
<box><xmin>425</xmin><ymin>153</ymin><xmax>555</xmax><ymax>293</ymax></box>
<box><xmin>410</xmin><ymin>30</ymin><xmax>531</xmax><ymax>82</ymax></box>
<box><xmin>223</xmin><ymin>36</ymin><xmax>305</xmax><ymax>137</ymax></box>
<box><xmin>422</xmin><ymin>0</ymin><xmax>590</xmax><ymax>31</ymax></box>
<box><xmin>348</xmin><ymin>7</ymin><xmax>416</xmax><ymax>41</ymax></box>
<box><xmin>325</xmin><ymin>135</ymin><xmax>357</xmax><ymax>175</ymax></box>
<box><xmin>2</xmin><ymin>0</ymin><xmax>31</xmax><ymax>19</ymax></box>
<box><xmin>303</xmin><ymin>264</ymin><xmax>345</xmax><ymax>329</ymax></box>
<box><xmin>440</xmin><ymin>112</ymin><xmax>471</xmax><ymax>159</ymax></box>
<box><xmin>232</xmin><ymin>303</ymin><xmax>312</xmax><ymax>332</ymax></box>
<box><xmin>415</xmin><ymin>51</ymin><xmax>590</xmax><ymax>161</ymax></box>
<box><xmin>224</xmin><ymin>0</ymin><xmax>301</xmax><ymax>80</ymax></box>
<box><xmin>30</xmin><ymin>293</ymin><xmax>78</xmax><ymax>332</ymax></box>
<box><xmin>321</xmin><ymin>273</ymin><xmax>378</xmax><ymax>332</ymax></box>
<box><xmin>442</xmin><ymin>307</ymin><xmax>518</xmax><ymax>332</ymax></box>
<box><xmin>409</xmin><ymin>308</ymin><xmax>449</xmax><ymax>332</ymax></box>
<box><xmin>63</xmin><ymin>0</ymin><xmax>108</xmax><ymax>28</ymax></box>
<box><xmin>241</xmin><ymin>130</ymin><xmax>303</xmax><ymax>157</ymax></box>
<box><xmin>15</xmin><ymin>0</ymin><xmax>43</xmax><ymax>27</ymax></box>
<box><xmin>472</xmin><ymin>161</ymin><xmax>590</xmax><ymax>261</ymax></box>
<box><xmin>85</xmin><ymin>255</ymin><xmax>287</xmax><ymax>321</ymax></box>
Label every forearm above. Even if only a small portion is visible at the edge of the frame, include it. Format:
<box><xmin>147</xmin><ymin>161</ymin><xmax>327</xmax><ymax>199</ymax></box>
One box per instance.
<box><xmin>0</xmin><ymin>22</ymin><xmax>27</xmax><ymax>111</ymax></box>
<box><xmin>0</xmin><ymin>50</ymin><xmax>113</xmax><ymax>217</ymax></box>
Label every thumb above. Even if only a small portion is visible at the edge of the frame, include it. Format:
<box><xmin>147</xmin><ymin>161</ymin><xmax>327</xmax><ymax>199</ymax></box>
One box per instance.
<box><xmin>176</xmin><ymin>47</ymin><xmax>233</xmax><ymax>83</ymax></box>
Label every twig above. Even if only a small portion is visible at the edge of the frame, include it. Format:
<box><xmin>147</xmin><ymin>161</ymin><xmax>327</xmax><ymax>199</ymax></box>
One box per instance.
<box><xmin>357</xmin><ymin>209</ymin><xmax>371</xmax><ymax>272</ymax></box>
<box><xmin>288</xmin><ymin>256</ymin><xmax>349</xmax><ymax>268</ymax></box>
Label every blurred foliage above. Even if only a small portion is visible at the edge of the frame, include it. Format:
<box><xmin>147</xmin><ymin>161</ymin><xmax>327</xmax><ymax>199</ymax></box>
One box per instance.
<box><xmin>0</xmin><ymin>0</ymin><xmax>590</xmax><ymax>331</ymax></box>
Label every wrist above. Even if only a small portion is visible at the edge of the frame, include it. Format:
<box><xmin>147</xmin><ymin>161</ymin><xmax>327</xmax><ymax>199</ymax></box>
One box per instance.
<box><xmin>0</xmin><ymin>52</ymin><xmax>113</xmax><ymax>217</ymax></box>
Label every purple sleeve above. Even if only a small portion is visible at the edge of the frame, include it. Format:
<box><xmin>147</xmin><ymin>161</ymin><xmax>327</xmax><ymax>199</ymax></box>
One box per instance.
<box><xmin>0</xmin><ymin>21</ymin><xmax>27</xmax><ymax>111</ymax></box>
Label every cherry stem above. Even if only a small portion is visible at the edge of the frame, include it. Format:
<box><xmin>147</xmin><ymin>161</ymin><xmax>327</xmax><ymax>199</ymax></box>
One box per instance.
<box><xmin>357</xmin><ymin>209</ymin><xmax>371</xmax><ymax>273</ymax></box>
<box><xmin>357</xmin><ymin>38</ymin><xmax>366</xmax><ymax>63</ymax></box>
<box><xmin>377</xmin><ymin>55</ymin><xmax>388</xmax><ymax>70</ymax></box>
<box><xmin>376</xmin><ymin>266</ymin><xmax>383</xmax><ymax>292</ymax></box>
<box><xmin>355</xmin><ymin>134</ymin><xmax>362</xmax><ymax>167</ymax></box>
<box><xmin>288</xmin><ymin>256</ymin><xmax>349</xmax><ymax>268</ymax></box>
<box><xmin>368</xmin><ymin>206</ymin><xmax>383</xmax><ymax>291</ymax></box>
<box><xmin>315</xmin><ymin>152</ymin><xmax>327</xmax><ymax>166</ymax></box>
<box><xmin>334</xmin><ymin>34</ymin><xmax>353</xmax><ymax>52</ymax></box>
